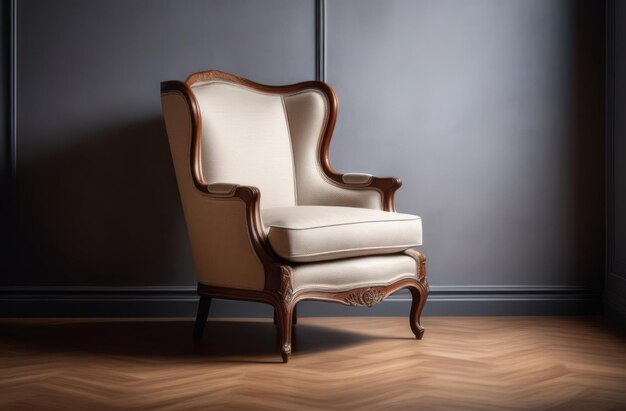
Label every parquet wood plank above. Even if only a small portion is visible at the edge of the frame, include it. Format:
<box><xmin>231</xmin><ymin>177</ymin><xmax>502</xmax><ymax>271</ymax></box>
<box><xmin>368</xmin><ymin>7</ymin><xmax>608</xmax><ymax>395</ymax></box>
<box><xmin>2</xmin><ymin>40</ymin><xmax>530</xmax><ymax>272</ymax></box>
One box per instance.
<box><xmin>0</xmin><ymin>317</ymin><xmax>624</xmax><ymax>410</ymax></box>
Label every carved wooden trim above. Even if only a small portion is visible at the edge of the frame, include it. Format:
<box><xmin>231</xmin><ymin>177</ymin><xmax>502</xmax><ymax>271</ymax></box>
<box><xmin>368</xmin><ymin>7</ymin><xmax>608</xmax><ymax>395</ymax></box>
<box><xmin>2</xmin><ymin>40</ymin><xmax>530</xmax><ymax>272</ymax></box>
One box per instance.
<box><xmin>280</xmin><ymin>266</ymin><xmax>295</xmax><ymax>305</ymax></box>
<box><xmin>186</xmin><ymin>70</ymin><xmax>334</xmax><ymax>98</ymax></box>
<box><xmin>290</xmin><ymin>277</ymin><xmax>426</xmax><ymax>307</ymax></box>
<box><xmin>404</xmin><ymin>248</ymin><xmax>427</xmax><ymax>282</ymax></box>
<box><xmin>345</xmin><ymin>288</ymin><xmax>385</xmax><ymax>307</ymax></box>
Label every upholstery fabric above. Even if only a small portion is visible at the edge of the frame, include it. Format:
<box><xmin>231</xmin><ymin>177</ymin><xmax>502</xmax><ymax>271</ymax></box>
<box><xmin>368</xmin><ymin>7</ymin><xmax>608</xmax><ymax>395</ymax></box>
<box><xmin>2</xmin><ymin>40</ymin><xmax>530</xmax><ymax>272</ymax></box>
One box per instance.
<box><xmin>161</xmin><ymin>93</ymin><xmax>265</xmax><ymax>290</ymax></box>
<box><xmin>263</xmin><ymin>206</ymin><xmax>422</xmax><ymax>262</ymax></box>
<box><xmin>291</xmin><ymin>251</ymin><xmax>419</xmax><ymax>292</ymax></box>
<box><xmin>283</xmin><ymin>90</ymin><xmax>385</xmax><ymax>209</ymax></box>
<box><xmin>192</xmin><ymin>81</ymin><xmax>297</xmax><ymax>209</ymax></box>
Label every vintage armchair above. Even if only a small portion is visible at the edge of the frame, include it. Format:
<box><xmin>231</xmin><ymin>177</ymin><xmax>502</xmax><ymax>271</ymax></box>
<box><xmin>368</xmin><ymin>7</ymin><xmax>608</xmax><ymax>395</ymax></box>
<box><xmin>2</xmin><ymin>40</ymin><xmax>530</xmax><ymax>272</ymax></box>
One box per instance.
<box><xmin>160</xmin><ymin>70</ymin><xmax>428</xmax><ymax>362</ymax></box>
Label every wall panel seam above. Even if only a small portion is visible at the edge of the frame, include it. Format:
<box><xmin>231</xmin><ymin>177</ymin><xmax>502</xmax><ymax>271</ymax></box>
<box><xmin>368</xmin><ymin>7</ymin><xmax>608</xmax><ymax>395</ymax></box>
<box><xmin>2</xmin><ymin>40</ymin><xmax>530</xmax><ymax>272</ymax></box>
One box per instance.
<box><xmin>9</xmin><ymin>0</ymin><xmax>16</xmax><ymax>177</ymax></box>
<box><xmin>315</xmin><ymin>0</ymin><xmax>326</xmax><ymax>81</ymax></box>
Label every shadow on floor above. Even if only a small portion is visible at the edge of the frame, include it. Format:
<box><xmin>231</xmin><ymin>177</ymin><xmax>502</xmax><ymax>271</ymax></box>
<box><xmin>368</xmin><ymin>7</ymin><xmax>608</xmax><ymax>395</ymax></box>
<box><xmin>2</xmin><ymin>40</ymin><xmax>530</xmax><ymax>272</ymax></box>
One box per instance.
<box><xmin>0</xmin><ymin>319</ymin><xmax>391</xmax><ymax>363</ymax></box>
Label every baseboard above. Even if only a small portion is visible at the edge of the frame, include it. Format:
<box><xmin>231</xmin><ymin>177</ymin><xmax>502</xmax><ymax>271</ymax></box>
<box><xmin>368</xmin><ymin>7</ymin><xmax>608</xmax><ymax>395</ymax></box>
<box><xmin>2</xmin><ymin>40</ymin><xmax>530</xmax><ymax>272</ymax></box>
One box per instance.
<box><xmin>0</xmin><ymin>285</ymin><xmax>602</xmax><ymax>317</ymax></box>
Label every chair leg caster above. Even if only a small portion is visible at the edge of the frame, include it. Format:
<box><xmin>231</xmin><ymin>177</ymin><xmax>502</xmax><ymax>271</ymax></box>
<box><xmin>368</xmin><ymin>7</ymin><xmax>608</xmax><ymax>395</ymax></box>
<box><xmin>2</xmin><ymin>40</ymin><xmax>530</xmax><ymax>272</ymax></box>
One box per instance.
<box><xmin>281</xmin><ymin>344</ymin><xmax>291</xmax><ymax>363</ymax></box>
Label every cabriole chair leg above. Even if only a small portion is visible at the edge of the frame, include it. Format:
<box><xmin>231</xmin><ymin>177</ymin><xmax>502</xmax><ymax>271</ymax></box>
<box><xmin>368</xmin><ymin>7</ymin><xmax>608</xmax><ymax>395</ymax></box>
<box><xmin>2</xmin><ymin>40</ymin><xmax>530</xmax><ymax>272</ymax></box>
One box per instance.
<box><xmin>409</xmin><ymin>286</ymin><xmax>426</xmax><ymax>340</ymax></box>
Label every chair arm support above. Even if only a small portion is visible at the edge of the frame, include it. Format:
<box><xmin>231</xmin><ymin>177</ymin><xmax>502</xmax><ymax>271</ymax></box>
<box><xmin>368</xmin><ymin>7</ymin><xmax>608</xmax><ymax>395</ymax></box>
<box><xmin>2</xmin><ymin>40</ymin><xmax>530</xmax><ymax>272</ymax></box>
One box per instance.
<box><xmin>195</xmin><ymin>182</ymin><xmax>266</xmax><ymax>245</ymax></box>
<box><xmin>194</xmin><ymin>182</ymin><xmax>287</xmax><ymax>291</ymax></box>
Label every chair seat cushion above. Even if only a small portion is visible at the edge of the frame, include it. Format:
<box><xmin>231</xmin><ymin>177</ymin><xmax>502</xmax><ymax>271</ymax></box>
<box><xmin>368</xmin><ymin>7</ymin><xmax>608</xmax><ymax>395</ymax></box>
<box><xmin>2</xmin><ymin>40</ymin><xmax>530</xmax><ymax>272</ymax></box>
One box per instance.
<box><xmin>262</xmin><ymin>206</ymin><xmax>422</xmax><ymax>262</ymax></box>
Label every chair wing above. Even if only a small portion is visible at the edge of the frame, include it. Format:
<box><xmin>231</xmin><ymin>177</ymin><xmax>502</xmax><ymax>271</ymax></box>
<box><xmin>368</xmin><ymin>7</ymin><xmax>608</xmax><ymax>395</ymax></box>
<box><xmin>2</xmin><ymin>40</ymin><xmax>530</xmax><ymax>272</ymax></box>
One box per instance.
<box><xmin>161</xmin><ymin>85</ymin><xmax>267</xmax><ymax>291</ymax></box>
<box><xmin>284</xmin><ymin>89</ymin><xmax>388</xmax><ymax>210</ymax></box>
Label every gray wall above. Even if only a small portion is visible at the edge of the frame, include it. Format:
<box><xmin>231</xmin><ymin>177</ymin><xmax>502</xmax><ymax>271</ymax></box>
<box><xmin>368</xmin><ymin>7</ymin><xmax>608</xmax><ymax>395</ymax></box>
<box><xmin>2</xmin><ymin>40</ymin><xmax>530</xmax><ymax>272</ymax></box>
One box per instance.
<box><xmin>9</xmin><ymin>0</ymin><xmax>314</xmax><ymax>287</ymax></box>
<box><xmin>1</xmin><ymin>0</ymin><xmax>606</xmax><ymax>316</ymax></box>
<box><xmin>327</xmin><ymin>0</ymin><xmax>605</xmax><ymax>287</ymax></box>
<box><xmin>606</xmin><ymin>0</ymin><xmax>626</xmax><ymax>319</ymax></box>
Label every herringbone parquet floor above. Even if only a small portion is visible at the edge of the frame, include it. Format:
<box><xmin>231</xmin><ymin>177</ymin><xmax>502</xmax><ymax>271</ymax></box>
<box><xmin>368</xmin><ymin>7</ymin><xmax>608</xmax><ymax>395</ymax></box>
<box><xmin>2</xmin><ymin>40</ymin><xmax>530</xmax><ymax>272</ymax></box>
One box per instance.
<box><xmin>0</xmin><ymin>317</ymin><xmax>625</xmax><ymax>410</ymax></box>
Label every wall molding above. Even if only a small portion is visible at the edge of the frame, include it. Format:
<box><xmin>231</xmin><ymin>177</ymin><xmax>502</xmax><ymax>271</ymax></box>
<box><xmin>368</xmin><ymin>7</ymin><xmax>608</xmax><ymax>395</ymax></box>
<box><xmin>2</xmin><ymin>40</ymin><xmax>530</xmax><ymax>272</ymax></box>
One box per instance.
<box><xmin>604</xmin><ymin>0</ymin><xmax>626</xmax><ymax>322</ymax></box>
<box><xmin>606</xmin><ymin>0</ymin><xmax>616</xmax><ymax>281</ymax></box>
<box><xmin>315</xmin><ymin>0</ymin><xmax>326</xmax><ymax>81</ymax></box>
<box><xmin>0</xmin><ymin>285</ymin><xmax>602</xmax><ymax>317</ymax></box>
<box><xmin>9</xmin><ymin>0</ymin><xmax>16</xmax><ymax>177</ymax></box>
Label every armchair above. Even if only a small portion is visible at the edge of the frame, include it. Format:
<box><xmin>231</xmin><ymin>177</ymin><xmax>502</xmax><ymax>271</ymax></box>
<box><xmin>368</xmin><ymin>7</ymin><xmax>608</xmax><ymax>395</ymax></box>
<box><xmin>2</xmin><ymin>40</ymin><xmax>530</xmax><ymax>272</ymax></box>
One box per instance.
<box><xmin>161</xmin><ymin>70</ymin><xmax>428</xmax><ymax>362</ymax></box>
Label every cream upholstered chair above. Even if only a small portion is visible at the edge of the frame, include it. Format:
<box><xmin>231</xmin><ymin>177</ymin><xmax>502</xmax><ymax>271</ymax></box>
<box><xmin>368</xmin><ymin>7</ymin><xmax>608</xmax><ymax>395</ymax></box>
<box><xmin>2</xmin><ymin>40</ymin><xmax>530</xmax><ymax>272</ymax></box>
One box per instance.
<box><xmin>160</xmin><ymin>70</ymin><xmax>428</xmax><ymax>362</ymax></box>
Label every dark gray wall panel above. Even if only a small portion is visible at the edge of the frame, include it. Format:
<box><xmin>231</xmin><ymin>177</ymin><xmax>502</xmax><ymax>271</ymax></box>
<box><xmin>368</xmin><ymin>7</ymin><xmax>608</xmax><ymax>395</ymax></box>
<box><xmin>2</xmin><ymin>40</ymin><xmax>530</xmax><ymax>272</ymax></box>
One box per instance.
<box><xmin>10</xmin><ymin>0</ymin><xmax>315</xmax><ymax>286</ymax></box>
<box><xmin>327</xmin><ymin>0</ymin><xmax>605</xmax><ymax>288</ymax></box>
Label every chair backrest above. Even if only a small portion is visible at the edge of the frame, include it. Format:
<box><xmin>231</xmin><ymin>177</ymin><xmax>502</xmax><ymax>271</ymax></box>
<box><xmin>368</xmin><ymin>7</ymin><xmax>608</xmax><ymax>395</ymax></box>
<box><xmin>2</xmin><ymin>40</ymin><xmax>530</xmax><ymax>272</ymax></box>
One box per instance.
<box><xmin>191</xmin><ymin>80</ymin><xmax>297</xmax><ymax>209</ymax></box>
<box><xmin>162</xmin><ymin>70</ymin><xmax>344</xmax><ymax>211</ymax></box>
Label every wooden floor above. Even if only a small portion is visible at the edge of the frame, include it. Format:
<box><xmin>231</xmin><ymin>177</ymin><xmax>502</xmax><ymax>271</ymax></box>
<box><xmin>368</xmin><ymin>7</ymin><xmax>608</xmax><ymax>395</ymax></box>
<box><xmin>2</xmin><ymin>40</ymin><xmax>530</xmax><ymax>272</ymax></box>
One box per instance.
<box><xmin>0</xmin><ymin>317</ymin><xmax>625</xmax><ymax>410</ymax></box>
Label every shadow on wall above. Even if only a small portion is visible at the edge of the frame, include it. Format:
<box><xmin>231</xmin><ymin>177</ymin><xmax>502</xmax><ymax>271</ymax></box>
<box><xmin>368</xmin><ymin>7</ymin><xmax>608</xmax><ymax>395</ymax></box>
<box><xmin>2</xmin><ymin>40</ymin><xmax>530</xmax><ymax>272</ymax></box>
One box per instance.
<box><xmin>12</xmin><ymin>116</ymin><xmax>195</xmax><ymax>286</ymax></box>
<box><xmin>567</xmin><ymin>0</ymin><xmax>605</xmax><ymax>290</ymax></box>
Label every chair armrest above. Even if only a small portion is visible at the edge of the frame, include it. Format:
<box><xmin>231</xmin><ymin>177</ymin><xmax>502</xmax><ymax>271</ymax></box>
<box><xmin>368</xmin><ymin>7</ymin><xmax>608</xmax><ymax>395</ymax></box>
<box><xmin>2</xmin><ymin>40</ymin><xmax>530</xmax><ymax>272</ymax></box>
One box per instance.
<box><xmin>341</xmin><ymin>173</ymin><xmax>373</xmax><ymax>185</ymax></box>
<box><xmin>331</xmin><ymin>172</ymin><xmax>402</xmax><ymax>212</ymax></box>
<box><xmin>206</xmin><ymin>182</ymin><xmax>239</xmax><ymax>195</ymax></box>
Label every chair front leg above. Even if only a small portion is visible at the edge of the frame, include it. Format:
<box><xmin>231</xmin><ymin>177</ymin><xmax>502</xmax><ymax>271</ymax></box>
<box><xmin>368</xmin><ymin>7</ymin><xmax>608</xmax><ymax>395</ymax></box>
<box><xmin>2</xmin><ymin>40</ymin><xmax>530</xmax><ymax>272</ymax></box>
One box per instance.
<box><xmin>275</xmin><ymin>301</ymin><xmax>295</xmax><ymax>363</ymax></box>
<box><xmin>274</xmin><ymin>305</ymin><xmax>297</xmax><ymax>325</ymax></box>
<box><xmin>408</xmin><ymin>284</ymin><xmax>427</xmax><ymax>339</ymax></box>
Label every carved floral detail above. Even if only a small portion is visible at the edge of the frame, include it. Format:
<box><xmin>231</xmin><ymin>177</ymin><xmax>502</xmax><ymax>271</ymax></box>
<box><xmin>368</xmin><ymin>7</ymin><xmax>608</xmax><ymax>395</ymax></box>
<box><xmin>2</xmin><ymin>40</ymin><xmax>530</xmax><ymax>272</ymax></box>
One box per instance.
<box><xmin>280</xmin><ymin>267</ymin><xmax>294</xmax><ymax>305</ymax></box>
<box><xmin>345</xmin><ymin>288</ymin><xmax>384</xmax><ymax>307</ymax></box>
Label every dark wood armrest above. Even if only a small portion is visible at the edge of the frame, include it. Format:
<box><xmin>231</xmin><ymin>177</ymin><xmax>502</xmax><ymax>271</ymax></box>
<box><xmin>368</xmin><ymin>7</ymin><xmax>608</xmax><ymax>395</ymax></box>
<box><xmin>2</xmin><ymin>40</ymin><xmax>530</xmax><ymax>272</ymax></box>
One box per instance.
<box><xmin>327</xmin><ymin>171</ymin><xmax>402</xmax><ymax>212</ymax></box>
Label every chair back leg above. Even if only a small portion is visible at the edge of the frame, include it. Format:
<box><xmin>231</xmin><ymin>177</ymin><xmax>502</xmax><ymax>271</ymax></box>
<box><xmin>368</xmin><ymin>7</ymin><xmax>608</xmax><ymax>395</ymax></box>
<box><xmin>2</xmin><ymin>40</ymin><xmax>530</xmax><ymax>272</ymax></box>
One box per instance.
<box><xmin>193</xmin><ymin>296</ymin><xmax>212</xmax><ymax>340</ymax></box>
